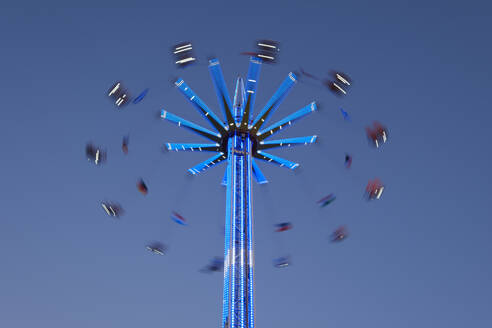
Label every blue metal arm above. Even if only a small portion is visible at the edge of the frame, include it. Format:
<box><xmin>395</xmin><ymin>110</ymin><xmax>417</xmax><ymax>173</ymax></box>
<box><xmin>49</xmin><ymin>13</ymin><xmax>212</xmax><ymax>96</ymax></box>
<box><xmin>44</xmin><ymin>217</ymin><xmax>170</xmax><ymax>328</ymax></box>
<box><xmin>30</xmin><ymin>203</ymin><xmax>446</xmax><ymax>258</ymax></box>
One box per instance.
<box><xmin>175</xmin><ymin>78</ymin><xmax>226</xmax><ymax>135</ymax></box>
<box><xmin>258</xmin><ymin>135</ymin><xmax>317</xmax><ymax>150</ymax></box>
<box><xmin>252</xmin><ymin>158</ymin><xmax>268</xmax><ymax>184</ymax></box>
<box><xmin>166</xmin><ymin>142</ymin><xmax>220</xmax><ymax>152</ymax></box>
<box><xmin>240</xmin><ymin>57</ymin><xmax>262</xmax><ymax>129</ymax></box>
<box><xmin>188</xmin><ymin>152</ymin><xmax>227</xmax><ymax>175</ymax></box>
<box><xmin>161</xmin><ymin>110</ymin><xmax>221</xmax><ymax>142</ymax></box>
<box><xmin>208</xmin><ymin>59</ymin><xmax>235</xmax><ymax>128</ymax></box>
<box><xmin>257</xmin><ymin>102</ymin><xmax>317</xmax><ymax>141</ymax></box>
<box><xmin>251</xmin><ymin>72</ymin><xmax>297</xmax><ymax>133</ymax></box>
<box><xmin>254</xmin><ymin>150</ymin><xmax>299</xmax><ymax>170</ymax></box>
<box><xmin>221</xmin><ymin>169</ymin><xmax>228</xmax><ymax>186</ymax></box>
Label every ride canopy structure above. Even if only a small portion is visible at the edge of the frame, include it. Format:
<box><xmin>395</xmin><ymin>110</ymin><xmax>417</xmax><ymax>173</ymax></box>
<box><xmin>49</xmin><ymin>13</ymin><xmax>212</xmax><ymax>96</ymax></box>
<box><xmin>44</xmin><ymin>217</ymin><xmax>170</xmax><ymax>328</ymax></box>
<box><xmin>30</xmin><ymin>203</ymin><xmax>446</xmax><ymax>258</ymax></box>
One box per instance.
<box><xmin>161</xmin><ymin>57</ymin><xmax>317</xmax><ymax>328</ymax></box>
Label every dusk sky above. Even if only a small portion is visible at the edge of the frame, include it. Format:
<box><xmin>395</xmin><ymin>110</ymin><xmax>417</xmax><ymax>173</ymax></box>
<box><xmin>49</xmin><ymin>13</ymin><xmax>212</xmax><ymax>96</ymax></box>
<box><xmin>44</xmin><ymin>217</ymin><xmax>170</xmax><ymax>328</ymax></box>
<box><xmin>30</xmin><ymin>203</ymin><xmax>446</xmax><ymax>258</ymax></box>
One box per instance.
<box><xmin>1</xmin><ymin>1</ymin><xmax>491</xmax><ymax>327</ymax></box>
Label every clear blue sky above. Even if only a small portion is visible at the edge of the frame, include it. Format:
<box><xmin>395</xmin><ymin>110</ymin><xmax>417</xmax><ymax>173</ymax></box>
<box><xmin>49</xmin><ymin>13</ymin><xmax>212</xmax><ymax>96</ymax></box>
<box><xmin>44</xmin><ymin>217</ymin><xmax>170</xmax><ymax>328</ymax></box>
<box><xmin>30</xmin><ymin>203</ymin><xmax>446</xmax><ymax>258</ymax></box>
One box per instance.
<box><xmin>1</xmin><ymin>0</ymin><xmax>491</xmax><ymax>327</ymax></box>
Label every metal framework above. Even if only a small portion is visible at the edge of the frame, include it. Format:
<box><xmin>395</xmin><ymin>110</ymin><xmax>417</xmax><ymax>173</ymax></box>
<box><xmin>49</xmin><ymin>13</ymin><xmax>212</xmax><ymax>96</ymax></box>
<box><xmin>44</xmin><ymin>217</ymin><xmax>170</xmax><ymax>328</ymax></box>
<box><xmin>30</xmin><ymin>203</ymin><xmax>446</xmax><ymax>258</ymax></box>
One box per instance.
<box><xmin>161</xmin><ymin>57</ymin><xmax>317</xmax><ymax>328</ymax></box>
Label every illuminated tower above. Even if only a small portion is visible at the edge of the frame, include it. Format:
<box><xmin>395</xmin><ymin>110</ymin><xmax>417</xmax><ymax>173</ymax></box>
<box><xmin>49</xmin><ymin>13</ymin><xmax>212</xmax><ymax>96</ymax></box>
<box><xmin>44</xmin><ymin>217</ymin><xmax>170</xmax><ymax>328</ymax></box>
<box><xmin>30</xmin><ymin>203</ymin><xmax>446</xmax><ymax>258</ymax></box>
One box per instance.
<box><xmin>161</xmin><ymin>57</ymin><xmax>317</xmax><ymax>328</ymax></box>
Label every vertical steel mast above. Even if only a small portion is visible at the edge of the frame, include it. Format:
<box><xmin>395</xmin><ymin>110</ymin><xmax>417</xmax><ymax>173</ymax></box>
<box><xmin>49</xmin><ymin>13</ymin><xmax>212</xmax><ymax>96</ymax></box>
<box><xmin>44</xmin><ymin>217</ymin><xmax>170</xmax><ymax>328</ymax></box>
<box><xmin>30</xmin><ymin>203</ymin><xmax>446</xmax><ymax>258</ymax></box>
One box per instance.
<box><xmin>161</xmin><ymin>57</ymin><xmax>317</xmax><ymax>328</ymax></box>
<box><xmin>223</xmin><ymin>77</ymin><xmax>254</xmax><ymax>328</ymax></box>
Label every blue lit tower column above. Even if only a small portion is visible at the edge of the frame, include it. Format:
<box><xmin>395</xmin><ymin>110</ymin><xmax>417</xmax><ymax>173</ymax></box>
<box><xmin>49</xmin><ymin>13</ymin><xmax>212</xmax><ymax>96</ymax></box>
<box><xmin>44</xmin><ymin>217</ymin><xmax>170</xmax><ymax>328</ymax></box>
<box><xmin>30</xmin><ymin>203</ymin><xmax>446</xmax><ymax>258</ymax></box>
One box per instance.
<box><xmin>161</xmin><ymin>57</ymin><xmax>318</xmax><ymax>328</ymax></box>
<box><xmin>223</xmin><ymin>76</ymin><xmax>254</xmax><ymax>328</ymax></box>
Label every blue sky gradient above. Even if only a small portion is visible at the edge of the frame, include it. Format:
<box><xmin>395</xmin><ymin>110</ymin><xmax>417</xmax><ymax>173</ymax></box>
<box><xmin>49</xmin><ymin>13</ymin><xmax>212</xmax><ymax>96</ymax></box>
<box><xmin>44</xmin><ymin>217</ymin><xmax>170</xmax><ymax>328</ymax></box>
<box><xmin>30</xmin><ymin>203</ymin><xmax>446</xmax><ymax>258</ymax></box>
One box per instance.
<box><xmin>0</xmin><ymin>1</ymin><xmax>491</xmax><ymax>327</ymax></box>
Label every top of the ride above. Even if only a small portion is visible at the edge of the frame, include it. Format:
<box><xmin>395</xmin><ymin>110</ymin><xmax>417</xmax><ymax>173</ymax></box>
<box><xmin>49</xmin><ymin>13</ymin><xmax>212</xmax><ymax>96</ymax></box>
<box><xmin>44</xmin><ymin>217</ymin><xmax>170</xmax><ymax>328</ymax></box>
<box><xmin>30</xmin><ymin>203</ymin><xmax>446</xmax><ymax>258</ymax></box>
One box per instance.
<box><xmin>161</xmin><ymin>57</ymin><xmax>318</xmax><ymax>184</ymax></box>
<box><xmin>232</xmin><ymin>77</ymin><xmax>246</xmax><ymax>124</ymax></box>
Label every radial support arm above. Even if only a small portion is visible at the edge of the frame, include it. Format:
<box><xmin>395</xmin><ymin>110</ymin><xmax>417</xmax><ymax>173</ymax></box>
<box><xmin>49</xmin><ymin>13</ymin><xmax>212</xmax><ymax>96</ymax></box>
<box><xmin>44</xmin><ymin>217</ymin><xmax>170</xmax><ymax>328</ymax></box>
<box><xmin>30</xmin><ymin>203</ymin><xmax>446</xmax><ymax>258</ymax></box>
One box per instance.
<box><xmin>252</xmin><ymin>158</ymin><xmax>268</xmax><ymax>184</ymax></box>
<box><xmin>251</xmin><ymin>72</ymin><xmax>297</xmax><ymax>133</ymax></box>
<box><xmin>240</xmin><ymin>57</ymin><xmax>262</xmax><ymax>129</ymax></box>
<box><xmin>175</xmin><ymin>79</ymin><xmax>226</xmax><ymax>135</ymax></box>
<box><xmin>166</xmin><ymin>142</ymin><xmax>220</xmax><ymax>152</ymax></box>
<box><xmin>188</xmin><ymin>152</ymin><xmax>227</xmax><ymax>175</ymax></box>
<box><xmin>254</xmin><ymin>150</ymin><xmax>299</xmax><ymax>170</ymax></box>
<box><xmin>209</xmin><ymin>59</ymin><xmax>235</xmax><ymax>128</ymax></box>
<box><xmin>258</xmin><ymin>135</ymin><xmax>317</xmax><ymax>150</ymax></box>
<box><xmin>161</xmin><ymin>110</ymin><xmax>221</xmax><ymax>142</ymax></box>
<box><xmin>257</xmin><ymin>102</ymin><xmax>317</xmax><ymax>141</ymax></box>
<box><xmin>221</xmin><ymin>169</ymin><xmax>228</xmax><ymax>186</ymax></box>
